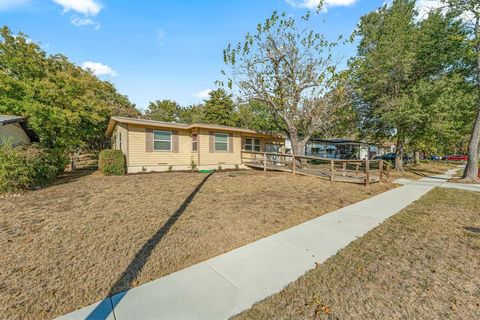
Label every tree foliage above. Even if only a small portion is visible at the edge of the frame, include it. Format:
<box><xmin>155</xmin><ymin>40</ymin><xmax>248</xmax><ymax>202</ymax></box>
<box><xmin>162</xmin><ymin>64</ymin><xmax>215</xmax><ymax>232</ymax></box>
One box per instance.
<box><xmin>202</xmin><ymin>88</ymin><xmax>237</xmax><ymax>126</ymax></box>
<box><xmin>144</xmin><ymin>99</ymin><xmax>182</xmax><ymax>122</ymax></box>
<box><xmin>0</xmin><ymin>26</ymin><xmax>139</xmax><ymax>160</ymax></box>
<box><xmin>350</xmin><ymin>0</ymin><xmax>472</xmax><ymax>170</ymax></box>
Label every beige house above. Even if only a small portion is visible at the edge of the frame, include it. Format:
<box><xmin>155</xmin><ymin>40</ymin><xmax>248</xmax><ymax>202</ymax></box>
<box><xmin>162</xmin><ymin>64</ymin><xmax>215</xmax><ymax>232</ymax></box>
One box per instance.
<box><xmin>0</xmin><ymin>115</ymin><xmax>37</xmax><ymax>146</ymax></box>
<box><xmin>106</xmin><ymin>116</ymin><xmax>284</xmax><ymax>173</ymax></box>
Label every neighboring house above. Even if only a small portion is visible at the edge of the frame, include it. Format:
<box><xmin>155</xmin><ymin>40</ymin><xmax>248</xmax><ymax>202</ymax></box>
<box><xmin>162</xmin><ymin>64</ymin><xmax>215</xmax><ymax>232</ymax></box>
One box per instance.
<box><xmin>0</xmin><ymin>115</ymin><xmax>37</xmax><ymax>146</ymax></box>
<box><xmin>285</xmin><ymin>138</ymin><xmax>383</xmax><ymax>160</ymax></box>
<box><xmin>106</xmin><ymin>116</ymin><xmax>284</xmax><ymax>173</ymax></box>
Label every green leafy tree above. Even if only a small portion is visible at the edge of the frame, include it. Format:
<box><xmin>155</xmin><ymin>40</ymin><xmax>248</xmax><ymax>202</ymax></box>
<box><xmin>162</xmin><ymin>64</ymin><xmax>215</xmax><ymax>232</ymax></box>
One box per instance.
<box><xmin>0</xmin><ymin>26</ymin><xmax>139</xmax><ymax>172</ymax></box>
<box><xmin>350</xmin><ymin>0</ymin><xmax>471</xmax><ymax>170</ymax></box>
<box><xmin>350</xmin><ymin>0</ymin><xmax>419</xmax><ymax>170</ymax></box>
<box><xmin>203</xmin><ymin>88</ymin><xmax>237</xmax><ymax>126</ymax></box>
<box><xmin>438</xmin><ymin>0</ymin><xmax>480</xmax><ymax>181</ymax></box>
<box><xmin>236</xmin><ymin>100</ymin><xmax>282</xmax><ymax>132</ymax></box>
<box><xmin>144</xmin><ymin>99</ymin><xmax>181</xmax><ymax>122</ymax></box>
<box><xmin>178</xmin><ymin>104</ymin><xmax>205</xmax><ymax>124</ymax></box>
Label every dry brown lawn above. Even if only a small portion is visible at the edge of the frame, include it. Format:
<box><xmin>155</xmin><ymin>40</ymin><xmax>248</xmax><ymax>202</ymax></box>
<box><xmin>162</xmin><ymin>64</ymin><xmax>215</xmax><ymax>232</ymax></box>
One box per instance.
<box><xmin>234</xmin><ymin>188</ymin><xmax>480</xmax><ymax>320</ymax></box>
<box><xmin>0</xmin><ymin>169</ymin><xmax>395</xmax><ymax>320</ymax></box>
<box><xmin>390</xmin><ymin>161</ymin><xmax>459</xmax><ymax>181</ymax></box>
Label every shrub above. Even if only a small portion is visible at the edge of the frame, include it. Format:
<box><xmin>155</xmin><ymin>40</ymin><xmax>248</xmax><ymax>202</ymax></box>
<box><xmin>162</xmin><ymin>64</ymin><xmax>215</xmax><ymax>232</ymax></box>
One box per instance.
<box><xmin>98</xmin><ymin>149</ymin><xmax>125</xmax><ymax>175</ymax></box>
<box><xmin>0</xmin><ymin>140</ymin><xmax>59</xmax><ymax>193</ymax></box>
<box><xmin>190</xmin><ymin>160</ymin><xmax>197</xmax><ymax>171</ymax></box>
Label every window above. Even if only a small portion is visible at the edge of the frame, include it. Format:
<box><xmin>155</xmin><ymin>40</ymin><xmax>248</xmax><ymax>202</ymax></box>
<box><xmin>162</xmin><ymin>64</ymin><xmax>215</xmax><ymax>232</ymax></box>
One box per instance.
<box><xmin>191</xmin><ymin>132</ymin><xmax>198</xmax><ymax>151</ymax></box>
<box><xmin>153</xmin><ymin>130</ymin><xmax>172</xmax><ymax>151</ymax></box>
<box><xmin>245</xmin><ymin>138</ymin><xmax>260</xmax><ymax>152</ymax></box>
<box><xmin>214</xmin><ymin>133</ymin><xmax>228</xmax><ymax>151</ymax></box>
<box><xmin>118</xmin><ymin>133</ymin><xmax>122</xmax><ymax>150</ymax></box>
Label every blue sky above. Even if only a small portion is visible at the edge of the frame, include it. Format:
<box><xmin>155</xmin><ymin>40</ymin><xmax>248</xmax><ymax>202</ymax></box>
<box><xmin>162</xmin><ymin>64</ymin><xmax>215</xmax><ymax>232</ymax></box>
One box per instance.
<box><xmin>0</xmin><ymin>0</ymin><xmax>408</xmax><ymax>110</ymax></box>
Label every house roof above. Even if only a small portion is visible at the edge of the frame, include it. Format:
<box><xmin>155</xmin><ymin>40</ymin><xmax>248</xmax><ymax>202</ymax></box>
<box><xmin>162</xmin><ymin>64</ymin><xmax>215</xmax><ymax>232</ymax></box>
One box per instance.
<box><xmin>0</xmin><ymin>114</ymin><xmax>39</xmax><ymax>142</ymax></box>
<box><xmin>0</xmin><ymin>115</ymin><xmax>27</xmax><ymax>125</ymax></box>
<box><xmin>106</xmin><ymin>116</ymin><xmax>280</xmax><ymax>138</ymax></box>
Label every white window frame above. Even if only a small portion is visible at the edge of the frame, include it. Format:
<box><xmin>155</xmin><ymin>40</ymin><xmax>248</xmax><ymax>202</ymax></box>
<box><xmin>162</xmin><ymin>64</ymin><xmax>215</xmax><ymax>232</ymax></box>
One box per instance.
<box><xmin>153</xmin><ymin>130</ymin><xmax>172</xmax><ymax>151</ymax></box>
<box><xmin>214</xmin><ymin>132</ymin><xmax>229</xmax><ymax>152</ymax></box>
<box><xmin>245</xmin><ymin>138</ymin><xmax>260</xmax><ymax>152</ymax></box>
<box><xmin>191</xmin><ymin>132</ymin><xmax>198</xmax><ymax>152</ymax></box>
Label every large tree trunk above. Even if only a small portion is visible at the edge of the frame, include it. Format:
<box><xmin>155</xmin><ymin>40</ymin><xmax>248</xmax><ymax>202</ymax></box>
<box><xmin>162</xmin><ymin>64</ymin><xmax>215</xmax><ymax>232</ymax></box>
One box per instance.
<box><xmin>462</xmin><ymin>17</ymin><xmax>480</xmax><ymax>182</ymax></box>
<box><xmin>463</xmin><ymin>107</ymin><xmax>480</xmax><ymax>181</ymax></box>
<box><xmin>287</xmin><ymin>126</ymin><xmax>306</xmax><ymax>156</ymax></box>
<box><xmin>414</xmin><ymin>150</ymin><xmax>420</xmax><ymax>164</ymax></box>
<box><xmin>395</xmin><ymin>137</ymin><xmax>405</xmax><ymax>172</ymax></box>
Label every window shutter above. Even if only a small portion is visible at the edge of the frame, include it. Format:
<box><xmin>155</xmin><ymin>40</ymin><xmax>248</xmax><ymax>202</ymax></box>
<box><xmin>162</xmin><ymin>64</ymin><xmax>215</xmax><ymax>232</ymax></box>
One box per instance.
<box><xmin>228</xmin><ymin>133</ymin><xmax>234</xmax><ymax>153</ymax></box>
<box><xmin>172</xmin><ymin>131</ymin><xmax>179</xmax><ymax>153</ymax></box>
<box><xmin>145</xmin><ymin>128</ymin><xmax>153</xmax><ymax>152</ymax></box>
<box><xmin>209</xmin><ymin>131</ymin><xmax>214</xmax><ymax>153</ymax></box>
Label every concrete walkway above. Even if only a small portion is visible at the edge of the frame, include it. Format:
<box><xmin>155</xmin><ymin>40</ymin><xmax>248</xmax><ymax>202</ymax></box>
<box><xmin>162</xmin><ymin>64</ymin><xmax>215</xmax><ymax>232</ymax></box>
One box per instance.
<box><xmin>58</xmin><ymin>169</ymin><xmax>458</xmax><ymax>320</ymax></box>
<box><xmin>440</xmin><ymin>182</ymin><xmax>480</xmax><ymax>193</ymax></box>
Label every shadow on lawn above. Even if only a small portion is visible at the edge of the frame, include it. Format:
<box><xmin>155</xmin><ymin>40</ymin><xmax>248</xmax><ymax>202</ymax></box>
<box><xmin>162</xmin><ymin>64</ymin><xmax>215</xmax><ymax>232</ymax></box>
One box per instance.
<box><xmin>85</xmin><ymin>172</ymin><xmax>214</xmax><ymax>320</ymax></box>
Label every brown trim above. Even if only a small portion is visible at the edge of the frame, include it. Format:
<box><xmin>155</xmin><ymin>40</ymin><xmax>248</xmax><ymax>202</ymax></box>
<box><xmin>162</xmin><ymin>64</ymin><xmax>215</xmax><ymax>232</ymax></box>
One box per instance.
<box><xmin>209</xmin><ymin>131</ymin><xmax>214</xmax><ymax>153</ymax></box>
<box><xmin>197</xmin><ymin>130</ymin><xmax>201</xmax><ymax>166</ymax></box>
<box><xmin>125</xmin><ymin>123</ymin><xmax>130</xmax><ymax>166</ymax></box>
<box><xmin>228</xmin><ymin>133</ymin><xmax>234</xmax><ymax>153</ymax></box>
<box><xmin>145</xmin><ymin>128</ymin><xmax>153</xmax><ymax>152</ymax></box>
<box><xmin>191</xmin><ymin>132</ymin><xmax>198</xmax><ymax>153</ymax></box>
<box><xmin>172</xmin><ymin>130</ymin><xmax>179</xmax><ymax>153</ymax></box>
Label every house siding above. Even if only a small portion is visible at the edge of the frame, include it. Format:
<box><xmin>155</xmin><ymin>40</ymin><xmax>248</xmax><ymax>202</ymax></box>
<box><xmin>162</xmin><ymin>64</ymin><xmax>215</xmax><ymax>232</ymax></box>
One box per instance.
<box><xmin>197</xmin><ymin>129</ymin><xmax>242</xmax><ymax>168</ymax></box>
<box><xmin>0</xmin><ymin>123</ymin><xmax>30</xmax><ymax>146</ymax></box>
<box><xmin>108</xmin><ymin>120</ymin><xmax>283</xmax><ymax>173</ymax></box>
<box><xmin>127</xmin><ymin>124</ymin><xmax>194</xmax><ymax>172</ymax></box>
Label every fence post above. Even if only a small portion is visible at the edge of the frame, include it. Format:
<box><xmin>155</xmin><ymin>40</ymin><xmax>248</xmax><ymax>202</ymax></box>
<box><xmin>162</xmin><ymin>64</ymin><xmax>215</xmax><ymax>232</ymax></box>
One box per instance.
<box><xmin>379</xmin><ymin>160</ymin><xmax>384</xmax><ymax>183</ymax></box>
<box><xmin>365</xmin><ymin>159</ymin><xmax>370</xmax><ymax>186</ymax></box>
<box><xmin>330</xmin><ymin>160</ymin><xmax>335</xmax><ymax>181</ymax></box>
<box><xmin>386</xmin><ymin>163</ymin><xmax>390</xmax><ymax>179</ymax></box>
<box><xmin>355</xmin><ymin>164</ymin><xmax>359</xmax><ymax>176</ymax></box>
<box><xmin>263</xmin><ymin>152</ymin><xmax>267</xmax><ymax>172</ymax></box>
<box><xmin>292</xmin><ymin>155</ymin><xmax>296</xmax><ymax>175</ymax></box>
<box><xmin>342</xmin><ymin>162</ymin><xmax>346</xmax><ymax>177</ymax></box>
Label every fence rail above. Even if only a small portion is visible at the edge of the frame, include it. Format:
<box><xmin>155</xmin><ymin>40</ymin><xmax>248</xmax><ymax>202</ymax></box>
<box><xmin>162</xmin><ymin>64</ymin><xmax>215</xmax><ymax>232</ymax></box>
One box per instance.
<box><xmin>241</xmin><ymin>150</ymin><xmax>390</xmax><ymax>186</ymax></box>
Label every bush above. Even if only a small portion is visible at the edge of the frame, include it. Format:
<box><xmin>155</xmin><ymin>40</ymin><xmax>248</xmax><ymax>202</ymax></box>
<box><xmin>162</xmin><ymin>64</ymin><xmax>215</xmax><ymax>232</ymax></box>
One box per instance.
<box><xmin>98</xmin><ymin>149</ymin><xmax>125</xmax><ymax>175</ymax></box>
<box><xmin>0</xmin><ymin>140</ymin><xmax>60</xmax><ymax>193</ymax></box>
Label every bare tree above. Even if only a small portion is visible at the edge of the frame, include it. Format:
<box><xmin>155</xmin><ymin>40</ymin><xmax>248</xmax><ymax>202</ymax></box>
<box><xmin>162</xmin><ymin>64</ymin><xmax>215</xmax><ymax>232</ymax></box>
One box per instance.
<box><xmin>222</xmin><ymin>11</ymin><xmax>346</xmax><ymax>155</ymax></box>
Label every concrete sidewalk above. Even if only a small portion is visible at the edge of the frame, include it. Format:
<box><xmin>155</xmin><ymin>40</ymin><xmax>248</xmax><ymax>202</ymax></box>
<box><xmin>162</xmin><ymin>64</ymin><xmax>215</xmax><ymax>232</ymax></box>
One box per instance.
<box><xmin>440</xmin><ymin>182</ymin><xmax>480</xmax><ymax>193</ymax></box>
<box><xmin>58</xmin><ymin>170</ymin><xmax>456</xmax><ymax>320</ymax></box>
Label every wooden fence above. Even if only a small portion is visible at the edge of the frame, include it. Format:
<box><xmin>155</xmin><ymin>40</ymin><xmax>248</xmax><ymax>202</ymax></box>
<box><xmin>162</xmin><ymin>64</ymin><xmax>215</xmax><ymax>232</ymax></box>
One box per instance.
<box><xmin>241</xmin><ymin>150</ymin><xmax>390</xmax><ymax>186</ymax></box>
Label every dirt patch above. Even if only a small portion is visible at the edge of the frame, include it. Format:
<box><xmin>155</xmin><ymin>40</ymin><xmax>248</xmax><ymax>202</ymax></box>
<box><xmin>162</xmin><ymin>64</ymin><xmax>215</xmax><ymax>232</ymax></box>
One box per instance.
<box><xmin>234</xmin><ymin>188</ymin><xmax>480</xmax><ymax>320</ymax></box>
<box><xmin>0</xmin><ymin>169</ymin><xmax>395</xmax><ymax>320</ymax></box>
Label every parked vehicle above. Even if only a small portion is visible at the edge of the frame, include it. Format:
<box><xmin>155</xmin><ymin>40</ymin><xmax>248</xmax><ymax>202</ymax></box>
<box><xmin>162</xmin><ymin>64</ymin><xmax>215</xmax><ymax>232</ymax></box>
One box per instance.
<box><xmin>429</xmin><ymin>155</ymin><xmax>442</xmax><ymax>160</ymax></box>
<box><xmin>374</xmin><ymin>153</ymin><xmax>411</xmax><ymax>162</ymax></box>
<box><xmin>444</xmin><ymin>155</ymin><xmax>468</xmax><ymax>161</ymax></box>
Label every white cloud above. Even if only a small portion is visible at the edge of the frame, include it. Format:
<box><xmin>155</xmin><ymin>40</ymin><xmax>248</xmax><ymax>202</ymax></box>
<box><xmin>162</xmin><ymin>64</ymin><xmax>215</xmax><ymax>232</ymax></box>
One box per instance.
<box><xmin>81</xmin><ymin>61</ymin><xmax>118</xmax><ymax>77</ymax></box>
<box><xmin>52</xmin><ymin>0</ymin><xmax>101</xmax><ymax>16</ymax></box>
<box><xmin>71</xmin><ymin>15</ymin><xmax>100</xmax><ymax>29</ymax></box>
<box><xmin>0</xmin><ymin>0</ymin><xmax>31</xmax><ymax>10</ymax></box>
<box><xmin>286</xmin><ymin>0</ymin><xmax>358</xmax><ymax>10</ymax></box>
<box><xmin>415</xmin><ymin>0</ymin><xmax>474</xmax><ymax>22</ymax></box>
<box><xmin>415</xmin><ymin>0</ymin><xmax>443</xmax><ymax>19</ymax></box>
<box><xmin>195</xmin><ymin>89</ymin><xmax>212</xmax><ymax>99</ymax></box>
<box><xmin>52</xmin><ymin>0</ymin><xmax>102</xmax><ymax>29</ymax></box>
